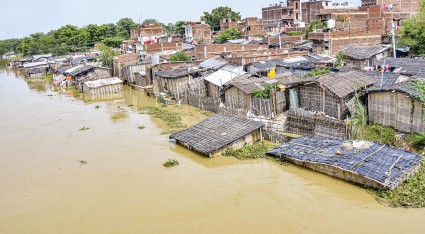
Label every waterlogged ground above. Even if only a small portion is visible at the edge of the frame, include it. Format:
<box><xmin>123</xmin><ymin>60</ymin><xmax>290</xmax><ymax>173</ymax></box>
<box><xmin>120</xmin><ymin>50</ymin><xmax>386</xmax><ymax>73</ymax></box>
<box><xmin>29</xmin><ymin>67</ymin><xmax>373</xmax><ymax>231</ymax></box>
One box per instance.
<box><xmin>1</xmin><ymin>66</ymin><xmax>425</xmax><ymax>233</ymax></box>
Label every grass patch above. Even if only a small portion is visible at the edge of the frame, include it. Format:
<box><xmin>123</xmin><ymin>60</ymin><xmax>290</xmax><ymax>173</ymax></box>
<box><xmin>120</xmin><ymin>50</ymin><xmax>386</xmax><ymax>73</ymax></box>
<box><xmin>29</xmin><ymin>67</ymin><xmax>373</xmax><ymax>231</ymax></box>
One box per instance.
<box><xmin>376</xmin><ymin>160</ymin><xmax>425</xmax><ymax>208</ymax></box>
<box><xmin>139</xmin><ymin>106</ymin><xmax>186</xmax><ymax>135</ymax></box>
<box><xmin>363</xmin><ymin>124</ymin><xmax>396</xmax><ymax>145</ymax></box>
<box><xmin>163</xmin><ymin>159</ymin><xmax>179</xmax><ymax>167</ymax></box>
<box><xmin>43</xmin><ymin>74</ymin><xmax>53</xmax><ymax>81</ymax></box>
<box><xmin>200</xmin><ymin>110</ymin><xmax>214</xmax><ymax>117</ymax></box>
<box><xmin>79</xmin><ymin>127</ymin><xmax>90</xmax><ymax>131</ymax></box>
<box><xmin>223</xmin><ymin>142</ymin><xmax>276</xmax><ymax>160</ymax></box>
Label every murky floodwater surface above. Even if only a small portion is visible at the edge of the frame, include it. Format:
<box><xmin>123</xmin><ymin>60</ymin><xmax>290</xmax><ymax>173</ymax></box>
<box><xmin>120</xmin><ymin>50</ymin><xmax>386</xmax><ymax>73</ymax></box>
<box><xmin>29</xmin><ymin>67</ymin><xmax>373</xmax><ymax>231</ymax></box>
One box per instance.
<box><xmin>1</xmin><ymin>66</ymin><xmax>425</xmax><ymax>233</ymax></box>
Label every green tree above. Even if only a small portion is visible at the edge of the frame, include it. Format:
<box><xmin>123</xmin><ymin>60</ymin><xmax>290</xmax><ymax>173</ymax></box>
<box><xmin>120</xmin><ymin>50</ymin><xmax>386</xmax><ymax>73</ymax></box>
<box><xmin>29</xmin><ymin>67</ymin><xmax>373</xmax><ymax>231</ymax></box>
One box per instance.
<box><xmin>116</xmin><ymin>18</ymin><xmax>138</xmax><ymax>39</ymax></box>
<box><xmin>398</xmin><ymin>1</ymin><xmax>425</xmax><ymax>55</ymax></box>
<box><xmin>142</xmin><ymin>18</ymin><xmax>160</xmax><ymax>25</ymax></box>
<box><xmin>216</xmin><ymin>28</ymin><xmax>241</xmax><ymax>43</ymax></box>
<box><xmin>98</xmin><ymin>44</ymin><xmax>120</xmax><ymax>68</ymax></box>
<box><xmin>170</xmin><ymin>51</ymin><xmax>191</xmax><ymax>61</ymax></box>
<box><xmin>102</xmin><ymin>37</ymin><xmax>124</xmax><ymax>48</ymax></box>
<box><xmin>201</xmin><ymin>6</ymin><xmax>241</xmax><ymax>31</ymax></box>
<box><xmin>175</xmin><ymin>21</ymin><xmax>189</xmax><ymax>35</ymax></box>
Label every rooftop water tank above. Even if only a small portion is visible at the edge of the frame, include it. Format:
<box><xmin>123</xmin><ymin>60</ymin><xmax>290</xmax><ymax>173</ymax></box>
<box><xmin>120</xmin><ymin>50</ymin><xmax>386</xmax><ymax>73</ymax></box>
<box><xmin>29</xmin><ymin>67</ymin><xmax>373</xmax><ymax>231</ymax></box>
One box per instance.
<box><xmin>327</xmin><ymin>19</ymin><xmax>335</xmax><ymax>29</ymax></box>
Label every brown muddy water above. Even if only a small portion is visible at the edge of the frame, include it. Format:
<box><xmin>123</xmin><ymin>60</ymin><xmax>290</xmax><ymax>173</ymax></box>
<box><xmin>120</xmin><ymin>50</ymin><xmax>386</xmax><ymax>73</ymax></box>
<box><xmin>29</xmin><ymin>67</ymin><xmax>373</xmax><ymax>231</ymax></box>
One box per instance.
<box><xmin>0</xmin><ymin>66</ymin><xmax>425</xmax><ymax>234</ymax></box>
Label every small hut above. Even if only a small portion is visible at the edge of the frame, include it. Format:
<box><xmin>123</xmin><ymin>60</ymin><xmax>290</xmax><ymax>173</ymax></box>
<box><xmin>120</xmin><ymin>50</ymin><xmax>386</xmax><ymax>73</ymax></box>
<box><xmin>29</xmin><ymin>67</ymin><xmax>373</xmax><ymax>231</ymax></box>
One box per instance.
<box><xmin>342</xmin><ymin>46</ymin><xmax>390</xmax><ymax>67</ymax></box>
<box><xmin>267</xmin><ymin>136</ymin><xmax>422</xmax><ymax>190</ymax></box>
<box><xmin>204</xmin><ymin>65</ymin><xmax>246</xmax><ymax>98</ymax></box>
<box><xmin>65</xmin><ymin>66</ymin><xmax>112</xmax><ymax>91</ymax></box>
<box><xmin>368</xmin><ymin>81</ymin><xmax>425</xmax><ymax>134</ymax></box>
<box><xmin>170</xmin><ymin>114</ymin><xmax>265</xmax><ymax>157</ymax></box>
<box><xmin>156</xmin><ymin>66</ymin><xmax>203</xmax><ymax>103</ymax></box>
<box><xmin>23</xmin><ymin>61</ymin><xmax>49</xmax><ymax>78</ymax></box>
<box><xmin>298</xmin><ymin>71</ymin><xmax>376</xmax><ymax>119</ymax></box>
<box><xmin>82</xmin><ymin>77</ymin><xmax>123</xmax><ymax>95</ymax></box>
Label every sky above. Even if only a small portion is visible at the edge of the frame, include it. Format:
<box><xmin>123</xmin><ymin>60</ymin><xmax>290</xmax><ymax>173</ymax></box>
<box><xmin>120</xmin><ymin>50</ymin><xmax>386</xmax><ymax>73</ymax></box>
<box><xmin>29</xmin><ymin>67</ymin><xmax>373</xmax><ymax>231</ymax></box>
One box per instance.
<box><xmin>0</xmin><ymin>0</ymin><xmax>360</xmax><ymax>40</ymax></box>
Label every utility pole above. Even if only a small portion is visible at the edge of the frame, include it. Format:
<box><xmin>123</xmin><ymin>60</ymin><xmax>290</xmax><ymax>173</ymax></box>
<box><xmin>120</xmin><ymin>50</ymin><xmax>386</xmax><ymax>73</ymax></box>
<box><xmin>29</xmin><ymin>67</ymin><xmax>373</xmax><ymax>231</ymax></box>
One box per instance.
<box><xmin>391</xmin><ymin>20</ymin><xmax>396</xmax><ymax>58</ymax></box>
<box><xmin>278</xmin><ymin>21</ymin><xmax>282</xmax><ymax>49</ymax></box>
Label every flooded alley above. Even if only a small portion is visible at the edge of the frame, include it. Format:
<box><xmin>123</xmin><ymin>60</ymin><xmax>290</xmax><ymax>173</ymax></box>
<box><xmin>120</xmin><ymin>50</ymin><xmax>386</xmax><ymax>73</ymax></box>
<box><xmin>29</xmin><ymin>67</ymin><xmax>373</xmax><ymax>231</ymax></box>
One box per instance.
<box><xmin>1</xmin><ymin>65</ymin><xmax>425</xmax><ymax>234</ymax></box>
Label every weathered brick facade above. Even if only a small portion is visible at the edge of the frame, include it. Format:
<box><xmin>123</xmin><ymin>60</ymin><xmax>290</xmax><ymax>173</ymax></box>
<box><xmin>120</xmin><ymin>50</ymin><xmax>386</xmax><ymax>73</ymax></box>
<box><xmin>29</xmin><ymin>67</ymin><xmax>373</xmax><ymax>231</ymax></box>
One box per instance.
<box><xmin>143</xmin><ymin>42</ymin><xmax>183</xmax><ymax>53</ymax></box>
<box><xmin>262</xmin><ymin>0</ymin><xmax>302</xmax><ymax>31</ymax></box>
<box><xmin>195</xmin><ymin>44</ymin><xmax>269</xmax><ymax>60</ymax></box>
<box><xmin>223</xmin><ymin>49</ymin><xmax>308</xmax><ymax>65</ymax></box>
<box><xmin>113</xmin><ymin>54</ymin><xmax>139</xmax><ymax>77</ymax></box>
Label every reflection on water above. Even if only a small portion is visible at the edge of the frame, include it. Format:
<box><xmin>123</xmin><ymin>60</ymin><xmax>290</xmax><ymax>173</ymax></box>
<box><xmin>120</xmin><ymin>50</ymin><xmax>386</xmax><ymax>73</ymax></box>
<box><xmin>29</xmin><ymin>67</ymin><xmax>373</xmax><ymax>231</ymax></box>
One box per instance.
<box><xmin>0</xmin><ymin>68</ymin><xmax>425</xmax><ymax>234</ymax></box>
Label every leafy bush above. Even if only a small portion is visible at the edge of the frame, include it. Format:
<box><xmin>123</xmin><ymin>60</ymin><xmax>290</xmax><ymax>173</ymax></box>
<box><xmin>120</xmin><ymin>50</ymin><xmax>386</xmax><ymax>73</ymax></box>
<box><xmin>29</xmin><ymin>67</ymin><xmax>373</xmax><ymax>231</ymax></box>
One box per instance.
<box><xmin>223</xmin><ymin>142</ymin><xmax>275</xmax><ymax>160</ymax></box>
<box><xmin>216</xmin><ymin>28</ymin><xmax>241</xmax><ymax>43</ymax></box>
<box><xmin>363</xmin><ymin>124</ymin><xmax>396</xmax><ymax>145</ymax></box>
<box><xmin>305</xmin><ymin>67</ymin><xmax>330</xmax><ymax>77</ymax></box>
<box><xmin>170</xmin><ymin>51</ymin><xmax>191</xmax><ymax>62</ymax></box>
<box><xmin>286</xmin><ymin>31</ymin><xmax>303</xmax><ymax>36</ymax></box>
<box><xmin>251</xmin><ymin>83</ymin><xmax>280</xmax><ymax>99</ymax></box>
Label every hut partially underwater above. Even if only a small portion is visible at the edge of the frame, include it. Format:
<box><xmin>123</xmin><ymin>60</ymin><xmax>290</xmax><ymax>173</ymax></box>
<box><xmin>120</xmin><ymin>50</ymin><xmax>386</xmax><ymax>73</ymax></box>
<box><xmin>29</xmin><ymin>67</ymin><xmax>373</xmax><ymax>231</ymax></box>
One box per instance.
<box><xmin>170</xmin><ymin>114</ymin><xmax>265</xmax><ymax>157</ymax></box>
<box><xmin>267</xmin><ymin>136</ymin><xmax>422</xmax><ymax>190</ymax></box>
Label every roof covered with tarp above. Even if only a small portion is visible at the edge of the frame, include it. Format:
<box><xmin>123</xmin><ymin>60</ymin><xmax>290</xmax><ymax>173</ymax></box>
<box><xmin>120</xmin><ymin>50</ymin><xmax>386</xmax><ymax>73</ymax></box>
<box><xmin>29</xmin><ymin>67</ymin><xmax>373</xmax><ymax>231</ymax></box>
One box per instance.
<box><xmin>377</xmin><ymin>57</ymin><xmax>425</xmax><ymax>79</ymax></box>
<box><xmin>204</xmin><ymin>66</ymin><xmax>246</xmax><ymax>86</ymax></box>
<box><xmin>267</xmin><ymin>136</ymin><xmax>422</xmax><ymax>190</ymax></box>
<box><xmin>170</xmin><ymin>114</ymin><xmax>264</xmax><ymax>155</ymax></box>
<box><xmin>84</xmin><ymin>77</ymin><xmax>122</xmax><ymax>88</ymax></box>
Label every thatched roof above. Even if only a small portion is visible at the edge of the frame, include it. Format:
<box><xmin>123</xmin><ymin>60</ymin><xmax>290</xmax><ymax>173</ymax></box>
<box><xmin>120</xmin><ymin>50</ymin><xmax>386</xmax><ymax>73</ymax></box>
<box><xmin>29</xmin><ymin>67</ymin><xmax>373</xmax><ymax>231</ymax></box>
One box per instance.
<box><xmin>156</xmin><ymin>66</ymin><xmax>200</xmax><ymax>78</ymax></box>
<box><xmin>267</xmin><ymin>136</ymin><xmax>422</xmax><ymax>190</ymax></box>
<box><xmin>342</xmin><ymin>46</ymin><xmax>389</xmax><ymax>60</ymax></box>
<box><xmin>170</xmin><ymin>114</ymin><xmax>264</xmax><ymax>155</ymax></box>
<box><xmin>368</xmin><ymin>81</ymin><xmax>425</xmax><ymax>101</ymax></box>
<box><xmin>316</xmin><ymin>71</ymin><xmax>376</xmax><ymax>98</ymax></box>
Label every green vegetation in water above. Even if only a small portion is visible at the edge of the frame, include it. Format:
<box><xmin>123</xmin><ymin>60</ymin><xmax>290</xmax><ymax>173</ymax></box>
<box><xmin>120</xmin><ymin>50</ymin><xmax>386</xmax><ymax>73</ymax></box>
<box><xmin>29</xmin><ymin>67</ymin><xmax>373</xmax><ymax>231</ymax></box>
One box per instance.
<box><xmin>43</xmin><ymin>74</ymin><xmax>53</xmax><ymax>81</ymax></box>
<box><xmin>163</xmin><ymin>159</ymin><xmax>179</xmax><ymax>168</ymax></box>
<box><xmin>251</xmin><ymin>83</ymin><xmax>280</xmax><ymax>99</ymax></box>
<box><xmin>305</xmin><ymin>67</ymin><xmax>330</xmax><ymax>78</ymax></box>
<box><xmin>47</xmin><ymin>94</ymin><xmax>54</xmax><ymax>97</ymax></box>
<box><xmin>128</xmin><ymin>104</ymin><xmax>134</xmax><ymax>107</ymax></box>
<box><xmin>94</xmin><ymin>105</ymin><xmax>100</xmax><ymax>109</ymax></box>
<box><xmin>139</xmin><ymin>106</ymin><xmax>187</xmax><ymax>134</ymax></box>
<box><xmin>137</xmin><ymin>125</ymin><xmax>145</xmax><ymax>130</ymax></box>
<box><xmin>79</xmin><ymin>127</ymin><xmax>90</xmax><ymax>131</ymax></box>
<box><xmin>223</xmin><ymin>142</ymin><xmax>276</xmax><ymax>160</ymax></box>
<box><xmin>377</xmin><ymin>161</ymin><xmax>425</xmax><ymax>208</ymax></box>
<box><xmin>77</xmin><ymin>160</ymin><xmax>87</xmax><ymax>165</ymax></box>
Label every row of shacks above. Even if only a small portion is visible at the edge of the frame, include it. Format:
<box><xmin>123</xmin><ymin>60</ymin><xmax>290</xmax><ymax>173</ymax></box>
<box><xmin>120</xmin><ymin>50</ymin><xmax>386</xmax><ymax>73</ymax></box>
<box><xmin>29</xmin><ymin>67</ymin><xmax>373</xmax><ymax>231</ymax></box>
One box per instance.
<box><xmin>124</xmin><ymin>56</ymin><xmax>425</xmax><ymax>138</ymax></box>
<box><xmin>157</xmin><ymin>57</ymin><xmax>424</xmax><ymax>190</ymax></box>
<box><xmin>12</xmin><ymin>53</ymin><xmax>123</xmax><ymax>95</ymax></box>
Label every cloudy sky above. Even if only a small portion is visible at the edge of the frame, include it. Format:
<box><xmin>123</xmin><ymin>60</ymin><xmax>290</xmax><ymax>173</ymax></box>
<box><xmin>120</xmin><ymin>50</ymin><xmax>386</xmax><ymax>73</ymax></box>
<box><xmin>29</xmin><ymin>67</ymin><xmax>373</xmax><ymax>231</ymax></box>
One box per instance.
<box><xmin>0</xmin><ymin>0</ymin><xmax>359</xmax><ymax>40</ymax></box>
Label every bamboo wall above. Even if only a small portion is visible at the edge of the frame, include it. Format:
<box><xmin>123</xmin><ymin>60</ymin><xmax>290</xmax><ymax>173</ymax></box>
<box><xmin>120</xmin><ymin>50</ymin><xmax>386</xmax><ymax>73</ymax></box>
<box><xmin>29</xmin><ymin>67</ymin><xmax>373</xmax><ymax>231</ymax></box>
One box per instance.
<box><xmin>225</xmin><ymin>87</ymin><xmax>251</xmax><ymax>112</ymax></box>
<box><xmin>369</xmin><ymin>92</ymin><xmax>425</xmax><ymax>134</ymax></box>
<box><xmin>299</xmin><ymin>83</ymin><xmax>345</xmax><ymax>119</ymax></box>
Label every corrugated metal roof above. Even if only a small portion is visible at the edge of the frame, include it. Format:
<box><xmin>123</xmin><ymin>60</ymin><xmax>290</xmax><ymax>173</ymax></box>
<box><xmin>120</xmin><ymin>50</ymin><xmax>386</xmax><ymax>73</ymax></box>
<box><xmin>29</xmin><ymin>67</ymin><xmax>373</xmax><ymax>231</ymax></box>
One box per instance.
<box><xmin>204</xmin><ymin>66</ymin><xmax>246</xmax><ymax>86</ymax></box>
<box><xmin>199</xmin><ymin>59</ymin><xmax>228</xmax><ymax>70</ymax></box>
<box><xmin>84</xmin><ymin>77</ymin><xmax>123</xmax><ymax>88</ymax></box>
<box><xmin>23</xmin><ymin>61</ymin><xmax>48</xmax><ymax>68</ymax></box>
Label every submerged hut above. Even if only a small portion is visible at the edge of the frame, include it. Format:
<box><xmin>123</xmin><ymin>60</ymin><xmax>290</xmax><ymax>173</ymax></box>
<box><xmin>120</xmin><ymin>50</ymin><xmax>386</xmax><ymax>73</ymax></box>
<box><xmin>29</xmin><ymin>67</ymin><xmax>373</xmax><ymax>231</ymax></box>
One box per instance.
<box><xmin>65</xmin><ymin>65</ymin><xmax>111</xmax><ymax>91</ymax></box>
<box><xmin>298</xmin><ymin>71</ymin><xmax>376</xmax><ymax>119</ymax></box>
<box><xmin>170</xmin><ymin>114</ymin><xmax>265</xmax><ymax>157</ymax></box>
<box><xmin>22</xmin><ymin>61</ymin><xmax>49</xmax><ymax>78</ymax></box>
<box><xmin>82</xmin><ymin>77</ymin><xmax>123</xmax><ymax>95</ymax></box>
<box><xmin>367</xmin><ymin>81</ymin><xmax>425</xmax><ymax>134</ymax></box>
<box><xmin>156</xmin><ymin>66</ymin><xmax>203</xmax><ymax>103</ymax></box>
<box><xmin>267</xmin><ymin>136</ymin><xmax>422</xmax><ymax>190</ymax></box>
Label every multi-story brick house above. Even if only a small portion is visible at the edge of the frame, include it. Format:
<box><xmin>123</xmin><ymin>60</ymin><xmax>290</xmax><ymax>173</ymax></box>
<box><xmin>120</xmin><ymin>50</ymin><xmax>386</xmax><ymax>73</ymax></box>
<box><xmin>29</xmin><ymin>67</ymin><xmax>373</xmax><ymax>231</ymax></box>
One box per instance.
<box><xmin>262</xmin><ymin>0</ymin><xmax>302</xmax><ymax>33</ymax></box>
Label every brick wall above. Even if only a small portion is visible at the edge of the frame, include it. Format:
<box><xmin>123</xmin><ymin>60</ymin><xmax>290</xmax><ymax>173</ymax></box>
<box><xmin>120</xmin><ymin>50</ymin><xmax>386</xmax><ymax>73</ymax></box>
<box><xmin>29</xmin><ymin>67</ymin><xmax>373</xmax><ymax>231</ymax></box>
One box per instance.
<box><xmin>144</xmin><ymin>43</ymin><xmax>183</xmax><ymax>53</ymax></box>
<box><xmin>195</xmin><ymin>44</ymin><xmax>269</xmax><ymax>60</ymax></box>
<box><xmin>223</xmin><ymin>50</ymin><xmax>307</xmax><ymax>65</ymax></box>
<box><xmin>113</xmin><ymin>54</ymin><xmax>139</xmax><ymax>77</ymax></box>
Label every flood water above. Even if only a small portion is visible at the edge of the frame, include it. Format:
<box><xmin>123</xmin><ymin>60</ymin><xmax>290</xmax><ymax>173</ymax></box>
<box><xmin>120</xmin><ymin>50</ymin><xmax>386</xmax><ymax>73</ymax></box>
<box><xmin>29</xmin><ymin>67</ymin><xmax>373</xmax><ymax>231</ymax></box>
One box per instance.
<box><xmin>1</xmin><ymin>64</ymin><xmax>425</xmax><ymax>234</ymax></box>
